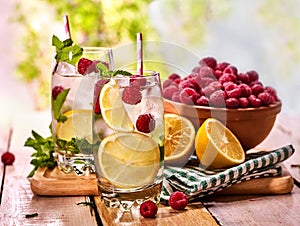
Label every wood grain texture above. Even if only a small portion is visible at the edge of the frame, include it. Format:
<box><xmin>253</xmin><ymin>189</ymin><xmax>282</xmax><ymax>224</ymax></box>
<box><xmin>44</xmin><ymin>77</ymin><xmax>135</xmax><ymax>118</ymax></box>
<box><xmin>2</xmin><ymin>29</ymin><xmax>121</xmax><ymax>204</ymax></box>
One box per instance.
<box><xmin>94</xmin><ymin>196</ymin><xmax>218</xmax><ymax>226</ymax></box>
<box><xmin>0</xmin><ymin>111</ymin><xmax>97</xmax><ymax>226</ymax></box>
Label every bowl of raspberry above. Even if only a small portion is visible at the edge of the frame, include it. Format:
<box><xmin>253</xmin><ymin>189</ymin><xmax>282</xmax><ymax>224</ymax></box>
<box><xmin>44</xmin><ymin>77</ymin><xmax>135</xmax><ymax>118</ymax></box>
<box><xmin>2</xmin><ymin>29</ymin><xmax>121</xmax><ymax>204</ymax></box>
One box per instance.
<box><xmin>162</xmin><ymin>57</ymin><xmax>281</xmax><ymax>150</ymax></box>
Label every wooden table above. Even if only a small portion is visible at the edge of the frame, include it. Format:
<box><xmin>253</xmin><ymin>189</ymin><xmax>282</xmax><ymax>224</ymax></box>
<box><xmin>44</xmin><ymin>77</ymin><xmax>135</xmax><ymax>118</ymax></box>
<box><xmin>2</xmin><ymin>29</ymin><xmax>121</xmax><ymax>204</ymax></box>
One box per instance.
<box><xmin>1</xmin><ymin>110</ymin><xmax>300</xmax><ymax>225</ymax></box>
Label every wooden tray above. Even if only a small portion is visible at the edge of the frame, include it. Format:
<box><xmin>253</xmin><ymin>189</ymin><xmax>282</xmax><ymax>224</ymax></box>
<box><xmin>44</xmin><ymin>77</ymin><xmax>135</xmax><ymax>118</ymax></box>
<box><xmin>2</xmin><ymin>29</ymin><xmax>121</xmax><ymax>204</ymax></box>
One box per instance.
<box><xmin>30</xmin><ymin>166</ymin><xmax>294</xmax><ymax>196</ymax></box>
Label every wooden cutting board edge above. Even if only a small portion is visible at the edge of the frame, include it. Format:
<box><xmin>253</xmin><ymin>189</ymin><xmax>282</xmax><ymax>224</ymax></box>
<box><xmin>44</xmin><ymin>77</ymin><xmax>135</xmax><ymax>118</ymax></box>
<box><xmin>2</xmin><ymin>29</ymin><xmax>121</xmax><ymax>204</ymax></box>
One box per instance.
<box><xmin>30</xmin><ymin>166</ymin><xmax>294</xmax><ymax>196</ymax></box>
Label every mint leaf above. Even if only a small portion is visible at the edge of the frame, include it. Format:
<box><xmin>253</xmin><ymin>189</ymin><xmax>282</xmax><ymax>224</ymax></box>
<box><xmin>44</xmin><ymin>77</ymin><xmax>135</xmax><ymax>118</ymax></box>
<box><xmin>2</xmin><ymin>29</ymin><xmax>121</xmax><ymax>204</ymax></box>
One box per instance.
<box><xmin>52</xmin><ymin>88</ymin><xmax>70</xmax><ymax>122</ymax></box>
<box><xmin>113</xmin><ymin>70</ymin><xmax>133</xmax><ymax>76</ymax></box>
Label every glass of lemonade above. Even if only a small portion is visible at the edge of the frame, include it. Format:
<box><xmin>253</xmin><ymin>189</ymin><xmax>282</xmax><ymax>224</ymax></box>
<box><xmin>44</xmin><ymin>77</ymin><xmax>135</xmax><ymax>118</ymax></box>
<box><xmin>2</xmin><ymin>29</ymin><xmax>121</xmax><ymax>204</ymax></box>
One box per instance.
<box><xmin>93</xmin><ymin>70</ymin><xmax>165</xmax><ymax>211</ymax></box>
<box><xmin>51</xmin><ymin>47</ymin><xmax>113</xmax><ymax>175</ymax></box>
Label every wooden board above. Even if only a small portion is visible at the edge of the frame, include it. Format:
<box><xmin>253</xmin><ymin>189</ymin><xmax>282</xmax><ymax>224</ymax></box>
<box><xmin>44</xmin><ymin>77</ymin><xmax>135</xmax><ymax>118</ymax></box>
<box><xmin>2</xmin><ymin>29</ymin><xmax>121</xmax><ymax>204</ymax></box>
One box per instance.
<box><xmin>30</xmin><ymin>166</ymin><xmax>294</xmax><ymax>196</ymax></box>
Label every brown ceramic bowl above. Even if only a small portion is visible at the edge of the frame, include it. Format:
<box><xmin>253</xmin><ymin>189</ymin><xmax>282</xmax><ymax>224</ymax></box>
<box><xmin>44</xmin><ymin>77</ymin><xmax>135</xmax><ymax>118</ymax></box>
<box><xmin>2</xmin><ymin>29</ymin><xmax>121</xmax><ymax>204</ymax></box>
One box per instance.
<box><xmin>164</xmin><ymin>99</ymin><xmax>282</xmax><ymax>150</ymax></box>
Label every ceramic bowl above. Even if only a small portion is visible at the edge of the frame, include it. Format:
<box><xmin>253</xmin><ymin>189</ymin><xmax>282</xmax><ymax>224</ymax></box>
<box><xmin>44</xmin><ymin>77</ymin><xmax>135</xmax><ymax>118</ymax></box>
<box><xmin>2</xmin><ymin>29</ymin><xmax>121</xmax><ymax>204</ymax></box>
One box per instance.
<box><xmin>164</xmin><ymin>99</ymin><xmax>282</xmax><ymax>150</ymax></box>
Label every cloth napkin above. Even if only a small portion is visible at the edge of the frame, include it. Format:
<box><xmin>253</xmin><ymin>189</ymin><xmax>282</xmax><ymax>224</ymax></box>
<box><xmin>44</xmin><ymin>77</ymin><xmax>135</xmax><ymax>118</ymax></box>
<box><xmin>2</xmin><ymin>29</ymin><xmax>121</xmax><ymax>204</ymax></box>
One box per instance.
<box><xmin>161</xmin><ymin>144</ymin><xmax>295</xmax><ymax>204</ymax></box>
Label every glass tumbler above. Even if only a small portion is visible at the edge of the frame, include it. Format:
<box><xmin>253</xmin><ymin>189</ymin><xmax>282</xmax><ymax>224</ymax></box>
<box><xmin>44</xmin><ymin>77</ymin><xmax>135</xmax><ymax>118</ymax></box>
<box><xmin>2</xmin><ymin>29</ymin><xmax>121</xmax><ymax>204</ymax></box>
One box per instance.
<box><xmin>51</xmin><ymin>47</ymin><xmax>113</xmax><ymax>175</ymax></box>
<box><xmin>93</xmin><ymin>71</ymin><xmax>165</xmax><ymax>210</ymax></box>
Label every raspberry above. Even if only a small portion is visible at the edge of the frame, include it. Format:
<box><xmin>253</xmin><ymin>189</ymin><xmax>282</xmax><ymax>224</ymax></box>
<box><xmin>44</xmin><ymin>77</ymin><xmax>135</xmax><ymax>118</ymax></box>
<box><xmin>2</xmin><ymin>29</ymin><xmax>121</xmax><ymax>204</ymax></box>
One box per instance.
<box><xmin>1</xmin><ymin>152</ymin><xmax>15</xmax><ymax>165</ymax></box>
<box><xmin>239</xmin><ymin>97</ymin><xmax>249</xmax><ymax>108</ymax></box>
<box><xmin>130</xmin><ymin>75</ymin><xmax>147</xmax><ymax>87</ymax></box>
<box><xmin>94</xmin><ymin>79</ymin><xmax>109</xmax><ymax>114</ymax></box>
<box><xmin>122</xmin><ymin>86</ymin><xmax>142</xmax><ymax>105</ymax></box>
<box><xmin>52</xmin><ymin>85</ymin><xmax>65</xmax><ymax>100</ymax></box>
<box><xmin>264</xmin><ymin>86</ymin><xmax>278</xmax><ymax>101</ymax></box>
<box><xmin>224</xmin><ymin>82</ymin><xmax>238</xmax><ymax>92</ymax></box>
<box><xmin>226</xmin><ymin>98</ymin><xmax>239</xmax><ymax>108</ymax></box>
<box><xmin>168</xmin><ymin>191</ymin><xmax>188</xmax><ymax>210</ymax></box>
<box><xmin>163</xmin><ymin>79</ymin><xmax>173</xmax><ymax>89</ymax></box>
<box><xmin>226</xmin><ymin>87</ymin><xmax>241</xmax><ymax>99</ymax></box>
<box><xmin>214</xmin><ymin>70</ymin><xmax>223</xmax><ymax>79</ymax></box>
<box><xmin>224</xmin><ymin>65</ymin><xmax>238</xmax><ymax>75</ymax></box>
<box><xmin>140</xmin><ymin>200</ymin><xmax>158</xmax><ymax>218</ymax></box>
<box><xmin>246</xmin><ymin>70</ymin><xmax>259</xmax><ymax>82</ymax></box>
<box><xmin>173</xmin><ymin>78</ymin><xmax>182</xmax><ymax>85</ymax></box>
<box><xmin>179</xmin><ymin>88</ymin><xmax>200</xmax><ymax>105</ymax></box>
<box><xmin>179</xmin><ymin>79</ymin><xmax>198</xmax><ymax>91</ymax></box>
<box><xmin>78</xmin><ymin>58</ymin><xmax>93</xmax><ymax>75</ymax></box>
<box><xmin>238</xmin><ymin>84</ymin><xmax>252</xmax><ymax>97</ymax></box>
<box><xmin>209</xmin><ymin>90</ymin><xmax>226</xmax><ymax>107</ymax></box>
<box><xmin>196</xmin><ymin>95</ymin><xmax>209</xmax><ymax>106</ymax></box>
<box><xmin>202</xmin><ymin>85</ymin><xmax>216</xmax><ymax>97</ymax></box>
<box><xmin>237</xmin><ymin>73</ymin><xmax>250</xmax><ymax>84</ymax></box>
<box><xmin>215</xmin><ymin>62</ymin><xmax>230</xmax><ymax>71</ymax></box>
<box><xmin>218</xmin><ymin>73</ymin><xmax>237</xmax><ymax>84</ymax></box>
<box><xmin>195</xmin><ymin>76</ymin><xmax>216</xmax><ymax>88</ymax></box>
<box><xmin>192</xmin><ymin>66</ymin><xmax>201</xmax><ymax>73</ymax></box>
<box><xmin>199</xmin><ymin>57</ymin><xmax>217</xmax><ymax>69</ymax></box>
<box><xmin>136</xmin><ymin>113</ymin><xmax>155</xmax><ymax>133</ymax></box>
<box><xmin>248</xmin><ymin>94</ymin><xmax>262</xmax><ymax>107</ymax></box>
<box><xmin>258</xmin><ymin>92</ymin><xmax>274</xmax><ymax>106</ymax></box>
<box><xmin>171</xmin><ymin>91</ymin><xmax>181</xmax><ymax>102</ymax></box>
<box><xmin>251</xmin><ymin>84</ymin><xmax>264</xmax><ymax>96</ymax></box>
<box><xmin>198</xmin><ymin>66</ymin><xmax>215</xmax><ymax>78</ymax></box>
<box><xmin>168</xmin><ymin>73</ymin><xmax>181</xmax><ymax>81</ymax></box>
<box><xmin>163</xmin><ymin>85</ymin><xmax>179</xmax><ymax>100</ymax></box>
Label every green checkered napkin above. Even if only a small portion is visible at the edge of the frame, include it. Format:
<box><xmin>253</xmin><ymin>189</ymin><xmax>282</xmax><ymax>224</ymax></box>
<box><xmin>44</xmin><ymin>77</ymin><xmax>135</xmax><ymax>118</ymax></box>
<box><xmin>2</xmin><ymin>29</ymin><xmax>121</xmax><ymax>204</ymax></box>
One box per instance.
<box><xmin>161</xmin><ymin>144</ymin><xmax>295</xmax><ymax>204</ymax></box>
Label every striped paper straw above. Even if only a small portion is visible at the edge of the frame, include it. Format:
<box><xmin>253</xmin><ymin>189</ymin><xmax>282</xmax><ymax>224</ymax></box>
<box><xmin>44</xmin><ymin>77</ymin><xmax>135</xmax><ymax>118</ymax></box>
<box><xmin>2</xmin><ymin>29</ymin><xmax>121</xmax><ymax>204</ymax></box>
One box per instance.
<box><xmin>63</xmin><ymin>15</ymin><xmax>71</xmax><ymax>39</ymax></box>
<box><xmin>136</xmin><ymin>33</ymin><xmax>143</xmax><ymax>75</ymax></box>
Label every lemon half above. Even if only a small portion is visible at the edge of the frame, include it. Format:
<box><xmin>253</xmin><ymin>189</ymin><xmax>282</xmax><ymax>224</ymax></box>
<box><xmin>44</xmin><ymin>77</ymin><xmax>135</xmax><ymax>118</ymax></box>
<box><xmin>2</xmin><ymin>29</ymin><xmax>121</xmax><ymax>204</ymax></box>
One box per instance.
<box><xmin>195</xmin><ymin>118</ymin><xmax>245</xmax><ymax>169</ymax></box>
<box><xmin>98</xmin><ymin>132</ymin><xmax>160</xmax><ymax>188</ymax></box>
<box><xmin>164</xmin><ymin>113</ymin><xmax>195</xmax><ymax>167</ymax></box>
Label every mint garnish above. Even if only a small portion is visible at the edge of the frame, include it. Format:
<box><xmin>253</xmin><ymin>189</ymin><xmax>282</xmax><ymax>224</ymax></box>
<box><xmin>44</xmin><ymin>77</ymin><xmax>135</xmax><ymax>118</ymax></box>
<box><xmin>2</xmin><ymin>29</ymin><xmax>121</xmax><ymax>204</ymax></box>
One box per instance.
<box><xmin>52</xmin><ymin>88</ymin><xmax>70</xmax><ymax>123</ymax></box>
<box><xmin>96</xmin><ymin>62</ymin><xmax>132</xmax><ymax>77</ymax></box>
<box><xmin>52</xmin><ymin>35</ymin><xmax>83</xmax><ymax>65</ymax></box>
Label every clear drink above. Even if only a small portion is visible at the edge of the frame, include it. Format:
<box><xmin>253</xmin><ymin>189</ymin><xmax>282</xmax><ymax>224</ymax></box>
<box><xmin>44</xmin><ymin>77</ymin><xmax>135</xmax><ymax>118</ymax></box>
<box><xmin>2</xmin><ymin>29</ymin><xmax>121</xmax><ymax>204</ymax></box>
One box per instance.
<box><xmin>51</xmin><ymin>47</ymin><xmax>113</xmax><ymax>175</ymax></box>
<box><xmin>93</xmin><ymin>71</ymin><xmax>164</xmax><ymax>210</ymax></box>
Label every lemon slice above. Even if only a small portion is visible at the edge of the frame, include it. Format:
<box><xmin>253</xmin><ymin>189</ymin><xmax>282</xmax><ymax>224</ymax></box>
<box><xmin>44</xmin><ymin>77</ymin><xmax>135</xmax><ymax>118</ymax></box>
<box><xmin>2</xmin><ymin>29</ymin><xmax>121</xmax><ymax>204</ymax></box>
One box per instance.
<box><xmin>56</xmin><ymin>109</ymin><xmax>93</xmax><ymax>143</ymax></box>
<box><xmin>164</xmin><ymin>113</ymin><xmax>196</xmax><ymax>167</ymax></box>
<box><xmin>195</xmin><ymin>118</ymin><xmax>245</xmax><ymax>169</ymax></box>
<box><xmin>98</xmin><ymin>132</ymin><xmax>160</xmax><ymax>188</ymax></box>
<box><xmin>99</xmin><ymin>82</ymin><xmax>134</xmax><ymax>132</ymax></box>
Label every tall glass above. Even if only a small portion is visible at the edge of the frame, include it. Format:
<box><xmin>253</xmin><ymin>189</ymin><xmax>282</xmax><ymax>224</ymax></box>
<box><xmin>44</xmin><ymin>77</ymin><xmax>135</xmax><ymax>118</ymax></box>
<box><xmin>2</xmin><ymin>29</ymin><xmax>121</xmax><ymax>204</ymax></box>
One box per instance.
<box><xmin>93</xmin><ymin>71</ymin><xmax>164</xmax><ymax>210</ymax></box>
<box><xmin>51</xmin><ymin>47</ymin><xmax>113</xmax><ymax>175</ymax></box>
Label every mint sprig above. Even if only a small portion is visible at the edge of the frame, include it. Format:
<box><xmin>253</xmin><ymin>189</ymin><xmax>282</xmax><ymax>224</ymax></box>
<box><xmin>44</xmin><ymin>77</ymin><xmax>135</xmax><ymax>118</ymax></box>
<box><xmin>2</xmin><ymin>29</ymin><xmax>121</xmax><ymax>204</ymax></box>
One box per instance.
<box><xmin>52</xmin><ymin>35</ymin><xmax>83</xmax><ymax>65</ymax></box>
<box><xmin>96</xmin><ymin>62</ymin><xmax>132</xmax><ymax>77</ymax></box>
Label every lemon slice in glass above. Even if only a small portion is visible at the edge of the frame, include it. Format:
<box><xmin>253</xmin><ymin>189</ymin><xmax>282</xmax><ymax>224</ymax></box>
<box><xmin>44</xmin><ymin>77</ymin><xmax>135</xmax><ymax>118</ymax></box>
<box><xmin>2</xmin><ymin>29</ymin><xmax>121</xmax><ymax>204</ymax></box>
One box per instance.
<box><xmin>164</xmin><ymin>113</ymin><xmax>196</xmax><ymax>167</ymax></box>
<box><xmin>195</xmin><ymin>118</ymin><xmax>245</xmax><ymax>169</ymax></box>
<box><xmin>98</xmin><ymin>132</ymin><xmax>160</xmax><ymax>188</ymax></box>
<box><xmin>56</xmin><ymin>109</ymin><xmax>93</xmax><ymax>143</ymax></box>
<box><xmin>99</xmin><ymin>82</ymin><xmax>134</xmax><ymax>132</ymax></box>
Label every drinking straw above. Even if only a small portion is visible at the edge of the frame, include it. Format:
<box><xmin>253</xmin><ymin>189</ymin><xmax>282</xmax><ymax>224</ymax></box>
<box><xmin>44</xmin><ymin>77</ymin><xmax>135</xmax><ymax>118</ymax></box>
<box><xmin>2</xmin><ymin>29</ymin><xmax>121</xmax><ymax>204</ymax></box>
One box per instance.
<box><xmin>63</xmin><ymin>15</ymin><xmax>72</xmax><ymax>39</ymax></box>
<box><xmin>136</xmin><ymin>33</ymin><xmax>143</xmax><ymax>75</ymax></box>
<box><xmin>108</xmin><ymin>49</ymin><xmax>114</xmax><ymax>71</ymax></box>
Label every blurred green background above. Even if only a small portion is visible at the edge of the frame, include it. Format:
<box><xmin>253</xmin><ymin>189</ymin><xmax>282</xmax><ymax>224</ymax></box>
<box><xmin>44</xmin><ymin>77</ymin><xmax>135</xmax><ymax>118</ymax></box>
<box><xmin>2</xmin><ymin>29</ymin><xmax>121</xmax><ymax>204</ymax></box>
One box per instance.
<box><xmin>1</xmin><ymin>0</ymin><xmax>300</xmax><ymax>118</ymax></box>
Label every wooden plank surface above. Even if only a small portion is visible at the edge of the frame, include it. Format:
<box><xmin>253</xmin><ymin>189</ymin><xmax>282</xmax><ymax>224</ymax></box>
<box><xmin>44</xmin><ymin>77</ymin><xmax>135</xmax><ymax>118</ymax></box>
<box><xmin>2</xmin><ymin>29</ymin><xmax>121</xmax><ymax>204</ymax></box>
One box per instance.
<box><xmin>0</xmin><ymin>111</ymin><xmax>97</xmax><ymax>226</ymax></box>
<box><xmin>202</xmin><ymin>114</ymin><xmax>300</xmax><ymax>225</ymax></box>
<box><xmin>94</xmin><ymin>196</ymin><xmax>218</xmax><ymax>226</ymax></box>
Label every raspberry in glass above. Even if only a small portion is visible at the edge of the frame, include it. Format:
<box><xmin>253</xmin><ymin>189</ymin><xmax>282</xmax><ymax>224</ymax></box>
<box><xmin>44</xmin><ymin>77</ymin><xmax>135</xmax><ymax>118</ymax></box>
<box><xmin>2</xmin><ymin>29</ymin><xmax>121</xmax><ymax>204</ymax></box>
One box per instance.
<box><xmin>122</xmin><ymin>86</ymin><xmax>142</xmax><ymax>105</ymax></box>
<box><xmin>1</xmin><ymin>152</ymin><xmax>15</xmax><ymax>165</ymax></box>
<box><xmin>136</xmin><ymin>113</ymin><xmax>156</xmax><ymax>133</ymax></box>
<box><xmin>130</xmin><ymin>75</ymin><xmax>147</xmax><ymax>87</ymax></box>
<box><xmin>78</xmin><ymin>58</ymin><xmax>93</xmax><ymax>75</ymax></box>
<box><xmin>52</xmin><ymin>85</ymin><xmax>65</xmax><ymax>100</ymax></box>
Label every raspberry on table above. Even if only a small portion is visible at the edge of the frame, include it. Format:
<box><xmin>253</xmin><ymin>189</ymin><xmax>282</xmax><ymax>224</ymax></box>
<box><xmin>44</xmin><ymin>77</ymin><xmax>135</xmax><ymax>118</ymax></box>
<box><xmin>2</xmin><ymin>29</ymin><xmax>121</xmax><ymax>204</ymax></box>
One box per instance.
<box><xmin>140</xmin><ymin>200</ymin><xmax>158</xmax><ymax>218</ymax></box>
<box><xmin>78</xmin><ymin>58</ymin><xmax>93</xmax><ymax>75</ymax></box>
<box><xmin>122</xmin><ymin>86</ymin><xmax>142</xmax><ymax>105</ymax></box>
<box><xmin>1</xmin><ymin>152</ymin><xmax>15</xmax><ymax>165</ymax></box>
<box><xmin>52</xmin><ymin>85</ymin><xmax>65</xmax><ymax>100</ymax></box>
<box><xmin>168</xmin><ymin>191</ymin><xmax>189</xmax><ymax>210</ymax></box>
<box><xmin>136</xmin><ymin>113</ymin><xmax>156</xmax><ymax>133</ymax></box>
